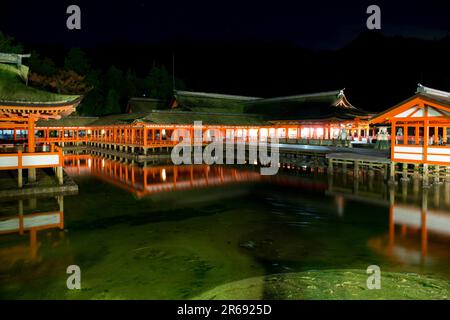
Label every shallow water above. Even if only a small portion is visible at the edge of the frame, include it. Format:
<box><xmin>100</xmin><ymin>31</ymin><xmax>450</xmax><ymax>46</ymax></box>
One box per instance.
<box><xmin>1</xmin><ymin>155</ymin><xmax>450</xmax><ymax>299</ymax></box>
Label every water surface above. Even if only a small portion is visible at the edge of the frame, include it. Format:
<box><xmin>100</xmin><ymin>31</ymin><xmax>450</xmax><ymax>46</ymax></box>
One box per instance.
<box><xmin>1</xmin><ymin>155</ymin><xmax>450</xmax><ymax>299</ymax></box>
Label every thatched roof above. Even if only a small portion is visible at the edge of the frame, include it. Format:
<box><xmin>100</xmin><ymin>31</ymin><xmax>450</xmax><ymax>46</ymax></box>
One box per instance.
<box><xmin>34</xmin><ymin>89</ymin><xmax>369</xmax><ymax>128</ymax></box>
<box><xmin>36</xmin><ymin>116</ymin><xmax>99</xmax><ymax>127</ymax></box>
<box><xmin>140</xmin><ymin>110</ymin><xmax>266</xmax><ymax>126</ymax></box>
<box><xmin>0</xmin><ymin>62</ymin><xmax>81</xmax><ymax>107</ymax></box>
<box><xmin>89</xmin><ymin>113</ymin><xmax>145</xmax><ymax>126</ymax></box>
<box><xmin>173</xmin><ymin>90</ymin><xmax>261</xmax><ymax>113</ymax></box>
<box><xmin>36</xmin><ymin>111</ymin><xmax>267</xmax><ymax>127</ymax></box>
<box><xmin>244</xmin><ymin>90</ymin><xmax>370</xmax><ymax>121</ymax></box>
<box><xmin>126</xmin><ymin>97</ymin><xmax>166</xmax><ymax>113</ymax></box>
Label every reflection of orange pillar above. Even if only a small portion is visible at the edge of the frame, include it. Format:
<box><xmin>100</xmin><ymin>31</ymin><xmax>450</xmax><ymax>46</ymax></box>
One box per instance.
<box><xmin>58</xmin><ymin>196</ymin><xmax>64</xmax><ymax>230</ymax></box>
<box><xmin>388</xmin><ymin>187</ymin><xmax>395</xmax><ymax>253</ymax></box>
<box><xmin>388</xmin><ymin>205</ymin><xmax>394</xmax><ymax>252</ymax></box>
<box><xmin>143</xmin><ymin>169</ymin><xmax>148</xmax><ymax>189</ymax></box>
<box><xmin>29</xmin><ymin>229</ymin><xmax>38</xmax><ymax>261</ymax></box>
<box><xmin>421</xmin><ymin>190</ymin><xmax>428</xmax><ymax>258</ymax></box>
<box><xmin>421</xmin><ymin>212</ymin><xmax>427</xmax><ymax>257</ymax></box>
<box><xmin>131</xmin><ymin>166</ymin><xmax>135</xmax><ymax>186</ymax></box>
<box><xmin>18</xmin><ymin>199</ymin><xmax>24</xmax><ymax>235</ymax></box>
<box><xmin>401</xmin><ymin>224</ymin><xmax>407</xmax><ymax>236</ymax></box>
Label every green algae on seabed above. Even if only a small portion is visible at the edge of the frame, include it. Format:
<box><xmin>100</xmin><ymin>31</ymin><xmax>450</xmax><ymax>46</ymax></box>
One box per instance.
<box><xmin>0</xmin><ymin>204</ymin><xmax>268</xmax><ymax>300</ymax></box>
<box><xmin>194</xmin><ymin>270</ymin><xmax>450</xmax><ymax>300</ymax></box>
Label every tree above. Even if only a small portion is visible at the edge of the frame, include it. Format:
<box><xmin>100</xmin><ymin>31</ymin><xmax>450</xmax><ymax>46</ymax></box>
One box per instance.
<box><xmin>0</xmin><ymin>31</ymin><xmax>23</xmax><ymax>53</ymax></box>
<box><xmin>28</xmin><ymin>51</ymin><xmax>57</xmax><ymax>76</ymax></box>
<box><xmin>123</xmin><ymin>69</ymin><xmax>137</xmax><ymax>98</ymax></box>
<box><xmin>102</xmin><ymin>89</ymin><xmax>121</xmax><ymax>115</ymax></box>
<box><xmin>29</xmin><ymin>69</ymin><xmax>91</xmax><ymax>94</ymax></box>
<box><xmin>64</xmin><ymin>48</ymin><xmax>90</xmax><ymax>75</ymax></box>
<box><xmin>105</xmin><ymin>66</ymin><xmax>123</xmax><ymax>92</ymax></box>
<box><xmin>79</xmin><ymin>86</ymin><xmax>104</xmax><ymax>116</ymax></box>
<box><xmin>143</xmin><ymin>65</ymin><xmax>173</xmax><ymax>102</ymax></box>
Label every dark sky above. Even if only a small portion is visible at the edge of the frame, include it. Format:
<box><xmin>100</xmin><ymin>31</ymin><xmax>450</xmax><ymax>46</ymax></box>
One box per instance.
<box><xmin>1</xmin><ymin>0</ymin><xmax>450</xmax><ymax>50</ymax></box>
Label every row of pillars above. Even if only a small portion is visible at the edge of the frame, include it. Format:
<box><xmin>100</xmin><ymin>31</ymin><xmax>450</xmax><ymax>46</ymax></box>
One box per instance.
<box><xmin>17</xmin><ymin>166</ymin><xmax>63</xmax><ymax>188</ymax></box>
<box><xmin>389</xmin><ymin>162</ymin><xmax>450</xmax><ymax>187</ymax></box>
<box><xmin>88</xmin><ymin>142</ymin><xmax>172</xmax><ymax>155</ymax></box>
<box><xmin>327</xmin><ymin>158</ymin><xmax>450</xmax><ymax>187</ymax></box>
<box><xmin>327</xmin><ymin>159</ymin><xmax>387</xmax><ymax>180</ymax></box>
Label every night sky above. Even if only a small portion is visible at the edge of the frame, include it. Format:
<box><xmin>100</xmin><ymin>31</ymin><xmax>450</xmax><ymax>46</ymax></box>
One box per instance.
<box><xmin>1</xmin><ymin>0</ymin><xmax>450</xmax><ymax>111</ymax></box>
<box><xmin>1</xmin><ymin>0</ymin><xmax>449</xmax><ymax>50</ymax></box>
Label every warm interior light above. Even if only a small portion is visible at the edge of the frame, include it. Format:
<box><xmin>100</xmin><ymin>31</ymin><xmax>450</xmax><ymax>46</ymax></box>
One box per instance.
<box><xmin>249</xmin><ymin>129</ymin><xmax>258</xmax><ymax>137</ymax></box>
<box><xmin>161</xmin><ymin>169</ymin><xmax>166</xmax><ymax>181</ymax></box>
<box><xmin>268</xmin><ymin>128</ymin><xmax>276</xmax><ymax>138</ymax></box>
<box><xmin>301</xmin><ymin>128</ymin><xmax>310</xmax><ymax>138</ymax></box>
<box><xmin>317</xmin><ymin>128</ymin><xmax>324</xmax><ymax>138</ymax></box>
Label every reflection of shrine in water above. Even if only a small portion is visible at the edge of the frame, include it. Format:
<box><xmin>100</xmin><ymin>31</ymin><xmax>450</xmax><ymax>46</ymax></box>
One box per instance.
<box><xmin>63</xmin><ymin>154</ymin><xmax>331</xmax><ymax>199</ymax></box>
<box><xmin>327</xmin><ymin>171</ymin><xmax>450</xmax><ymax>268</ymax></box>
<box><xmin>0</xmin><ymin>195</ymin><xmax>65</xmax><ymax>265</ymax></box>
<box><xmin>64</xmin><ymin>154</ymin><xmax>265</xmax><ymax>198</ymax></box>
<box><xmin>63</xmin><ymin>153</ymin><xmax>450</xmax><ymax>270</ymax></box>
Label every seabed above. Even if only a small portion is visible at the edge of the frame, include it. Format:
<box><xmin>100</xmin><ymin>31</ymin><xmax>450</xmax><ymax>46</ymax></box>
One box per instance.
<box><xmin>2</xmin><ymin>155</ymin><xmax>450</xmax><ymax>300</ymax></box>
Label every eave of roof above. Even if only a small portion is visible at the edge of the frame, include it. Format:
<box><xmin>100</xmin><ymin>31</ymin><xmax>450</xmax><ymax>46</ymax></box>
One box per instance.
<box><xmin>174</xmin><ymin>90</ymin><xmax>261</xmax><ymax>101</ymax></box>
<box><xmin>370</xmin><ymin>85</ymin><xmax>450</xmax><ymax>124</ymax></box>
<box><xmin>250</xmin><ymin>90</ymin><xmax>344</xmax><ymax>105</ymax></box>
<box><xmin>36</xmin><ymin>116</ymin><xmax>99</xmax><ymax>127</ymax></box>
<box><xmin>0</xmin><ymin>62</ymin><xmax>81</xmax><ymax>107</ymax></box>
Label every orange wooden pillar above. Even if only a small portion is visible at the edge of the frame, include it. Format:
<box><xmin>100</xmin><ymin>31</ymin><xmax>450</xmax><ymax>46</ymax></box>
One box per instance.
<box><xmin>131</xmin><ymin>128</ymin><xmax>135</xmax><ymax>145</ymax></box>
<box><xmin>143</xmin><ymin>127</ymin><xmax>148</xmax><ymax>154</ymax></box>
<box><xmin>391</xmin><ymin>121</ymin><xmax>396</xmax><ymax>158</ymax></box>
<box><xmin>403</xmin><ymin>124</ymin><xmax>408</xmax><ymax>145</ymax></box>
<box><xmin>443</xmin><ymin>126</ymin><xmax>447</xmax><ymax>144</ymax></box>
<box><xmin>423</xmin><ymin>119</ymin><xmax>429</xmax><ymax>161</ymax></box>
<box><xmin>27</xmin><ymin>117</ymin><xmax>35</xmax><ymax>153</ymax></box>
